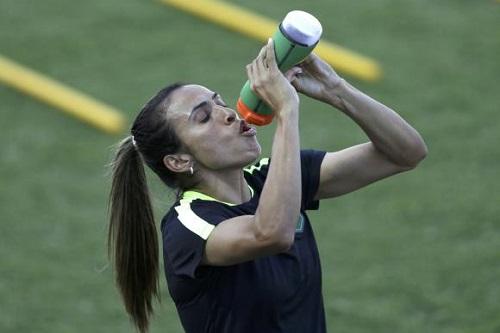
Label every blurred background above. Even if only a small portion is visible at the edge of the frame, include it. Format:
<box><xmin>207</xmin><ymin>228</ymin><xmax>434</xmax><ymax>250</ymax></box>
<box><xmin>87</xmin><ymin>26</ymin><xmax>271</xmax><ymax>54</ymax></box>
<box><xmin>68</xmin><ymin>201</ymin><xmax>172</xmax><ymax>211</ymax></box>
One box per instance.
<box><xmin>1</xmin><ymin>0</ymin><xmax>499</xmax><ymax>332</ymax></box>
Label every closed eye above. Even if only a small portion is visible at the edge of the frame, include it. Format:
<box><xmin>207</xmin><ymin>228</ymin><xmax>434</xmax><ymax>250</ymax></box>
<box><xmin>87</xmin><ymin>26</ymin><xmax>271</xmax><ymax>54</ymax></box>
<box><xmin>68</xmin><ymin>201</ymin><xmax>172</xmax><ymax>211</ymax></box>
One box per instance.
<box><xmin>197</xmin><ymin>107</ymin><xmax>211</xmax><ymax>123</ymax></box>
<box><xmin>200</xmin><ymin>112</ymin><xmax>210</xmax><ymax>123</ymax></box>
<box><xmin>189</xmin><ymin>92</ymin><xmax>225</xmax><ymax>124</ymax></box>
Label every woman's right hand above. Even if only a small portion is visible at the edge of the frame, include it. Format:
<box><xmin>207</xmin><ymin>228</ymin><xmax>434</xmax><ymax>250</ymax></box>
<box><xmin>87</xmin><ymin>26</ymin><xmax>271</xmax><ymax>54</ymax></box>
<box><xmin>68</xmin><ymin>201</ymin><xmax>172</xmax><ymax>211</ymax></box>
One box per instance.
<box><xmin>246</xmin><ymin>39</ymin><xmax>300</xmax><ymax>117</ymax></box>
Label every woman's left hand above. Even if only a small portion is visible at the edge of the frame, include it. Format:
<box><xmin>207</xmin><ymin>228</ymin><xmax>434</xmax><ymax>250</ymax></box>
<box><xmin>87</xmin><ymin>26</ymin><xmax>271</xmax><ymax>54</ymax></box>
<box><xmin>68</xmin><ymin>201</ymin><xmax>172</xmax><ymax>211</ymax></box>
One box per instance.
<box><xmin>289</xmin><ymin>53</ymin><xmax>344</xmax><ymax>105</ymax></box>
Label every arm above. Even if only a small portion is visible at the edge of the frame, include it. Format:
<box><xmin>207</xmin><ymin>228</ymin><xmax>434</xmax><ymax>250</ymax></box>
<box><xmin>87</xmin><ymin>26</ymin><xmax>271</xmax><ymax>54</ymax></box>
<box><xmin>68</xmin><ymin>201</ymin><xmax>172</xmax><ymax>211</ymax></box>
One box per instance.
<box><xmin>291</xmin><ymin>54</ymin><xmax>428</xmax><ymax>199</ymax></box>
<box><xmin>203</xmin><ymin>39</ymin><xmax>302</xmax><ymax>266</ymax></box>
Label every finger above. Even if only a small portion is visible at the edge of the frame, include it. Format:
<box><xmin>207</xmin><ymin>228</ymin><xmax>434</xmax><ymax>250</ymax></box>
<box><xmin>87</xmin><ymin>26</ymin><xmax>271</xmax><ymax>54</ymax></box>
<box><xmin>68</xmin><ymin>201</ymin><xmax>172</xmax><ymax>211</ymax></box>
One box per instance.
<box><xmin>290</xmin><ymin>75</ymin><xmax>303</xmax><ymax>91</ymax></box>
<box><xmin>309</xmin><ymin>52</ymin><xmax>321</xmax><ymax>61</ymax></box>
<box><xmin>246</xmin><ymin>63</ymin><xmax>256</xmax><ymax>91</ymax></box>
<box><xmin>255</xmin><ymin>46</ymin><xmax>267</xmax><ymax>75</ymax></box>
<box><xmin>251</xmin><ymin>57</ymin><xmax>266</xmax><ymax>89</ymax></box>
<box><xmin>298</xmin><ymin>53</ymin><xmax>318</xmax><ymax>70</ymax></box>
<box><xmin>284</xmin><ymin>66</ymin><xmax>303</xmax><ymax>82</ymax></box>
<box><xmin>256</xmin><ymin>43</ymin><xmax>267</xmax><ymax>68</ymax></box>
<box><xmin>303</xmin><ymin>54</ymin><xmax>314</xmax><ymax>63</ymax></box>
<box><xmin>265</xmin><ymin>38</ymin><xmax>278</xmax><ymax>71</ymax></box>
<box><xmin>251</xmin><ymin>60</ymin><xmax>264</xmax><ymax>92</ymax></box>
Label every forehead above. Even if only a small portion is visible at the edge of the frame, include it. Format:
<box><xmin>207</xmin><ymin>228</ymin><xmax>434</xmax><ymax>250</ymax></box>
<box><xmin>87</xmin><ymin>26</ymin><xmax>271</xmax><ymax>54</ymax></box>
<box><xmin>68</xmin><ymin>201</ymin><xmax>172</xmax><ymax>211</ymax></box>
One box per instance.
<box><xmin>166</xmin><ymin>84</ymin><xmax>214</xmax><ymax>119</ymax></box>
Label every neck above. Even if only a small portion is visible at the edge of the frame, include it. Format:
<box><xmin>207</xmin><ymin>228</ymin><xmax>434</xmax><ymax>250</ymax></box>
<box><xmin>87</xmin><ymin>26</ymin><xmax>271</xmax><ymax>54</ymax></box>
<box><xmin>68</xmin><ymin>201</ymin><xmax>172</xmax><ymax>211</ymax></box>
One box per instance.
<box><xmin>187</xmin><ymin>167</ymin><xmax>251</xmax><ymax>205</ymax></box>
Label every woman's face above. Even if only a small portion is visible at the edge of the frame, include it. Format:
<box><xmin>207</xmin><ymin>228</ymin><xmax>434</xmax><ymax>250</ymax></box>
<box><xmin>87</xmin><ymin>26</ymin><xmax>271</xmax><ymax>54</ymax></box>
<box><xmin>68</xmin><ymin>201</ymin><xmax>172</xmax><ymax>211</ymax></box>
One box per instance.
<box><xmin>166</xmin><ymin>84</ymin><xmax>262</xmax><ymax>170</ymax></box>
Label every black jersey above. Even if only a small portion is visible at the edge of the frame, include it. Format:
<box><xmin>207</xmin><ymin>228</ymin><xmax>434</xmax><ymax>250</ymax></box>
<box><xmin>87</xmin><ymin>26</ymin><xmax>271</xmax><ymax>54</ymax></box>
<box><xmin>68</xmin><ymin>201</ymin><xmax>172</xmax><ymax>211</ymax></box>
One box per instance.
<box><xmin>161</xmin><ymin>149</ymin><xmax>327</xmax><ymax>333</ymax></box>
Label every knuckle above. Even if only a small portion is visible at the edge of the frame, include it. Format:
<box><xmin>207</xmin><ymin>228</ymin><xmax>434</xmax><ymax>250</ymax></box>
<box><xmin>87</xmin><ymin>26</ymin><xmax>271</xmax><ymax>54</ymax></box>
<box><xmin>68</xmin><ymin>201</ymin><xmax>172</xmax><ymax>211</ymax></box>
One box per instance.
<box><xmin>268</xmin><ymin>71</ymin><xmax>279</xmax><ymax>79</ymax></box>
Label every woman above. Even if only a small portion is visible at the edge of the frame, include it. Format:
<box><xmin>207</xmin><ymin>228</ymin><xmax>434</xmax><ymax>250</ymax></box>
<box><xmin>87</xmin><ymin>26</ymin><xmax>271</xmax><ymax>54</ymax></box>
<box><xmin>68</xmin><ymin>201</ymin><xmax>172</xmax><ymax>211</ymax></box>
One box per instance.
<box><xmin>108</xmin><ymin>39</ymin><xmax>427</xmax><ymax>333</ymax></box>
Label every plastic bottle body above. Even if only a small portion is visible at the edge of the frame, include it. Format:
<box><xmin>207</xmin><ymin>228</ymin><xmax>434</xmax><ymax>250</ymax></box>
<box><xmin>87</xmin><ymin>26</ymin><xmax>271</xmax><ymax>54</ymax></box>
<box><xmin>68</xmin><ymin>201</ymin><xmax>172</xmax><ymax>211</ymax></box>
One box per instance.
<box><xmin>237</xmin><ymin>11</ymin><xmax>322</xmax><ymax>125</ymax></box>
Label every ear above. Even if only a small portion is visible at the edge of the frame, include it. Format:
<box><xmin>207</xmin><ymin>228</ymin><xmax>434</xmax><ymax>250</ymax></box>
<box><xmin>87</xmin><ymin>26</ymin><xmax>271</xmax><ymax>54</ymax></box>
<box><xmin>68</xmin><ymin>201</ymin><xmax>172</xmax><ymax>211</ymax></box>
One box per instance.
<box><xmin>163</xmin><ymin>154</ymin><xmax>192</xmax><ymax>174</ymax></box>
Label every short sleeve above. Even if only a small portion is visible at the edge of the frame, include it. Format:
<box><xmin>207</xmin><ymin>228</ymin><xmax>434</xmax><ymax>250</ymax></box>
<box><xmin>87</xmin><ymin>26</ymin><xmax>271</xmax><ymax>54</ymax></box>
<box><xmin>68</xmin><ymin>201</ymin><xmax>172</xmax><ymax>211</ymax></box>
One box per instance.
<box><xmin>244</xmin><ymin>151</ymin><xmax>326</xmax><ymax>210</ymax></box>
<box><xmin>161</xmin><ymin>201</ymin><xmax>224</xmax><ymax>279</ymax></box>
<box><xmin>300</xmin><ymin>149</ymin><xmax>326</xmax><ymax>210</ymax></box>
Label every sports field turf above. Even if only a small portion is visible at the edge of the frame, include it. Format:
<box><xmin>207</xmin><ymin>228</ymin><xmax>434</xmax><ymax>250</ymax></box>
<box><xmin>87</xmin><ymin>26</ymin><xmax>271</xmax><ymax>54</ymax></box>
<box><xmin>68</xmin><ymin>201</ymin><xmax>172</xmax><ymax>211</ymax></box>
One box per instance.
<box><xmin>1</xmin><ymin>0</ymin><xmax>499</xmax><ymax>332</ymax></box>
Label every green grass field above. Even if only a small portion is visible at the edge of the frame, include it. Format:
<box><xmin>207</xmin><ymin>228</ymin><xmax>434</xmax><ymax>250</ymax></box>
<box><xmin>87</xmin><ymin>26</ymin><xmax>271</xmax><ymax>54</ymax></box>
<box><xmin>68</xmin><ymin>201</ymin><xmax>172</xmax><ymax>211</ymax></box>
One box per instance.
<box><xmin>1</xmin><ymin>0</ymin><xmax>499</xmax><ymax>332</ymax></box>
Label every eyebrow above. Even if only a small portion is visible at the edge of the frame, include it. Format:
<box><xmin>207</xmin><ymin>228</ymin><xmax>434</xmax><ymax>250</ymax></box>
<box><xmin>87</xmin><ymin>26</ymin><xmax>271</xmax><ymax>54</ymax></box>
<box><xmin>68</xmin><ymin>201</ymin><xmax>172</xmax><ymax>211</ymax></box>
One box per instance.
<box><xmin>189</xmin><ymin>92</ymin><xmax>219</xmax><ymax>120</ymax></box>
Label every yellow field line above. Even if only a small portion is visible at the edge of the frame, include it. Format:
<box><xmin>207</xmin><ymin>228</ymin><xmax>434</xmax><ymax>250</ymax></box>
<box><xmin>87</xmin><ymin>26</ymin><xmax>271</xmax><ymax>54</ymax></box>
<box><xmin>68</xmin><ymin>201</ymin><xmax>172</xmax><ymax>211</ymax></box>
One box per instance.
<box><xmin>159</xmin><ymin>0</ymin><xmax>382</xmax><ymax>81</ymax></box>
<box><xmin>0</xmin><ymin>54</ymin><xmax>125</xmax><ymax>134</ymax></box>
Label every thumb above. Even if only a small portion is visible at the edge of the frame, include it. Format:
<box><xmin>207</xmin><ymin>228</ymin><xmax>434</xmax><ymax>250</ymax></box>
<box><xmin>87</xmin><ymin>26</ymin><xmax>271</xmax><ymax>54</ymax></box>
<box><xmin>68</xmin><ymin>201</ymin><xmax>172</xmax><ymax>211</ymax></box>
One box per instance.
<box><xmin>284</xmin><ymin>66</ymin><xmax>302</xmax><ymax>82</ymax></box>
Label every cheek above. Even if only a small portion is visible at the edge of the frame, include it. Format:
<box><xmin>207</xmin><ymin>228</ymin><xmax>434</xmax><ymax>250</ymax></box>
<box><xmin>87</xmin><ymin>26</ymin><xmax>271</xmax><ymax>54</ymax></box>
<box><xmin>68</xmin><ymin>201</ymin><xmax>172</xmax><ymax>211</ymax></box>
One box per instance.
<box><xmin>186</xmin><ymin>130</ymin><xmax>230</xmax><ymax>166</ymax></box>
<box><xmin>191</xmin><ymin>133</ymin><xmax>260</xmax><ymax>169</ymax></box>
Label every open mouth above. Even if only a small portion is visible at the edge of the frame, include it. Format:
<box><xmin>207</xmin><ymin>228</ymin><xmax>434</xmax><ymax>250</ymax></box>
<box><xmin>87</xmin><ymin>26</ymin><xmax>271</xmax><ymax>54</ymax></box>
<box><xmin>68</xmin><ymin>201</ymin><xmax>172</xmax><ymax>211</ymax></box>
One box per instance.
<box><xmin>239</xmin><ymin>120</ymin><xmax>257</xmax><ymax>136</ymax></box>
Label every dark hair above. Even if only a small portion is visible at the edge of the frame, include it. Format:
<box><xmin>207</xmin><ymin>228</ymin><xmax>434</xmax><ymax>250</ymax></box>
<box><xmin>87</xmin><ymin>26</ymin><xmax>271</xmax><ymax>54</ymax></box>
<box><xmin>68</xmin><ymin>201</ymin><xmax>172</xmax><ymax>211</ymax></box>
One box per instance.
<box><xmin>131</xmin><ymin>83</ymin><xmax>185</xmax><ymax>188</ymax></box>
<box><xmin>108</xmin><ymin>83</ymin><xmax>184</xmax><ymax>333</ymax></box>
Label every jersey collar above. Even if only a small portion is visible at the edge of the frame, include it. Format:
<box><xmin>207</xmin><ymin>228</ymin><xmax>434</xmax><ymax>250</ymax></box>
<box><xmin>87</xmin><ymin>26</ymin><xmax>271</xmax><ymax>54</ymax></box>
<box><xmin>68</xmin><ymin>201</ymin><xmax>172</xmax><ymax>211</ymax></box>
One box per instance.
<box><xmin>181</xmin><ymin>184</ymin><xmax>254</xmax><ymax>206</ymax></box>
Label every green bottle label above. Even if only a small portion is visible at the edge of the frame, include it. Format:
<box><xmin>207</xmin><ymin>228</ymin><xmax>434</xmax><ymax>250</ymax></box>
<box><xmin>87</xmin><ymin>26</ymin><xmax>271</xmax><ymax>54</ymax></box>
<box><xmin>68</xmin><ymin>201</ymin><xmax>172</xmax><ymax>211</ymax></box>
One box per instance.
<box><xmin>238</xmin><ymin>27</ymin><xmax>318</xmax><ymax>117</ymax></box>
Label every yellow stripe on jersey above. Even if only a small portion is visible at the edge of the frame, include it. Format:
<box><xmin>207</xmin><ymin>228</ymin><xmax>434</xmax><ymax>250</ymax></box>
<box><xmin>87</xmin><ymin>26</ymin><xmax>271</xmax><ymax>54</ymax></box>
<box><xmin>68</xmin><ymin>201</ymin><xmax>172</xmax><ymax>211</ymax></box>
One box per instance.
<box><xmin>182</xmin><ymin>185</ymin><xmax>255</xmax><ymax>207</ymax></box>
<box><xmin>175</xmin><ymin>198</ymin><xmax>215</xmax><ymax>239</ymax></box>
<box><xmin>244</xmin><ymin>158</ymin><xmax>269</xmax><ymax>174</ymax></box>
<box><xmin>182</xmin><ymin>191</ymin><xmax>236</xmax><ymax>206</ymax></box>
<box><xmin>176</xmin><ymin>167</ymin><xmax>259</xmax><ymax>238</ymax></box>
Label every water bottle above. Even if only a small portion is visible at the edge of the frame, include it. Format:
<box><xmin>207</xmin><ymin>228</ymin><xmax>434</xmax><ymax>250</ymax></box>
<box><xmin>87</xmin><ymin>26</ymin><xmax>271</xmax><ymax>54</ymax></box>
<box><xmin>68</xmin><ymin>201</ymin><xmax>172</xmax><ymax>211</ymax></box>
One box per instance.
<box><xmin>236</xmin><ymin>10</ymin><xmax>323</xmax><ymax>126</ymax></box>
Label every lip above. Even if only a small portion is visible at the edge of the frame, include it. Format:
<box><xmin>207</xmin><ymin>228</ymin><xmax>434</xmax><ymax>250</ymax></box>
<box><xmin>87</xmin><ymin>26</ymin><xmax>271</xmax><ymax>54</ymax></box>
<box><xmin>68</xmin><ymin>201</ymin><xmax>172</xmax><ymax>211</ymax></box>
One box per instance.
<box><xmin>239</xmin><ymin>120</ymin><xmax>257</xmax><ymax>137</ymax></box>
<box><xmin>241</xmin><ymin>127</ymin><xmax>257</xmax><ymax>136</ymax></box>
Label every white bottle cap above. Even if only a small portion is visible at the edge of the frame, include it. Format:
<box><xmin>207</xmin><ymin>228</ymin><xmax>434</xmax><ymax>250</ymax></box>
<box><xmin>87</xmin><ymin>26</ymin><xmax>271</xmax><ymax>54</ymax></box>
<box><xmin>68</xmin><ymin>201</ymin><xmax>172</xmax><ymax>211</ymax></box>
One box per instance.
<box><xmin>281</xmin><ymin>10</ymin><xmax>323</xmax><ymax>47</ymax></box>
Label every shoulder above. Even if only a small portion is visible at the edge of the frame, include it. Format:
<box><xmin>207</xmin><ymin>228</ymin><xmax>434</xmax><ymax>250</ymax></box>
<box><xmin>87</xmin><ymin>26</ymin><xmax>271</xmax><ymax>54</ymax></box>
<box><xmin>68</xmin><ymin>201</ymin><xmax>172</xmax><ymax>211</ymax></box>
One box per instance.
<box><xmin>162</xmin><ymin>197</ymin><xmax>229</xmax><ymax>241</ymax></box>
<box><xmin>161</xmin><ymin>198</ymin><xmax>229</xmax><ymax>278</ymax></box>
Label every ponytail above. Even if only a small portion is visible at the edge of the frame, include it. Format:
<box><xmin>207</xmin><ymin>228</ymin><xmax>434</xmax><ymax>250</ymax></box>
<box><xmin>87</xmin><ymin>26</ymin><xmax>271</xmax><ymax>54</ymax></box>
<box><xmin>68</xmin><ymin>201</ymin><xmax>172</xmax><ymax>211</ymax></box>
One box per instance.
<box><xmin>108</xmin><ymin>136</ymin><xmax>159</xmax><ymax>333</ymax></box>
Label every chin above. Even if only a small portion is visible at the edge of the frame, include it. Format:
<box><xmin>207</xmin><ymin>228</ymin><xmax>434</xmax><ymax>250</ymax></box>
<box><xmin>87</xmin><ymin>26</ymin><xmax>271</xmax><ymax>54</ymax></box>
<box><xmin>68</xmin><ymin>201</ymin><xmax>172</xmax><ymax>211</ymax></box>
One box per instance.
<box><xmin>248</xmin><ymin>141</ymin><xmax>262</xmax><ymax>161</ymax></box>
<box><xmin>238</xmin><ymin>143</ymin><xmax>262</xmax><ymax>168</ymax></box>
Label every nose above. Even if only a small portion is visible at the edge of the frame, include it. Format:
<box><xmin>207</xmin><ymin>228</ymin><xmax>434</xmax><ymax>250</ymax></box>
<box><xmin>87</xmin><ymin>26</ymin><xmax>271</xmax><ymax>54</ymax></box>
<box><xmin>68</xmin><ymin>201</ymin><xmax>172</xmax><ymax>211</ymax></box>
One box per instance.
<box><xmin>223</xmin><ymin>109</ymin><xmax>237</xmax><ymax>125</ymax></box>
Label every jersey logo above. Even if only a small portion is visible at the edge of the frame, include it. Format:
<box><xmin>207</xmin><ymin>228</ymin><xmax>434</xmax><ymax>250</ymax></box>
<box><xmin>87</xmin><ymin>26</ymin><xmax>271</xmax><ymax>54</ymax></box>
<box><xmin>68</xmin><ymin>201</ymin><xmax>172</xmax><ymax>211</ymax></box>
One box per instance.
<box><xmin>295</xmin><ymin>213</ymin><xmax>305</xmax><ymax>233</ymax></box>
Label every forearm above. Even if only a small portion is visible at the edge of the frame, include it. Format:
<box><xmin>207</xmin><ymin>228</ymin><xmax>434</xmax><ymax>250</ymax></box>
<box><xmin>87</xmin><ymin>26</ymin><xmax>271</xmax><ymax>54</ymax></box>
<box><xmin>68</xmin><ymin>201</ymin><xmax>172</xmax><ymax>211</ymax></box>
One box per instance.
<box><xmin>325</xmin><ymin>80</ymin><xmax>427</xmax><ymax>167</ymax></box>
<box><xmin>255</xmin><ymin>109</ymin><xmax>301</xmax><ymax>244</ymax></box>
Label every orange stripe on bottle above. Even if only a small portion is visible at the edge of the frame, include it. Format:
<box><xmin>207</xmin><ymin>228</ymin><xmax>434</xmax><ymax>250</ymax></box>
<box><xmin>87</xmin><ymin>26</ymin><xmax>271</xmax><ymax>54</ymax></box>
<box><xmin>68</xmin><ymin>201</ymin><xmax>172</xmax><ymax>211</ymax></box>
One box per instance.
<box><xmin>237</xmin><ymin>98</ymin><xmax>273</xmax><ymax>126</ymax></box>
